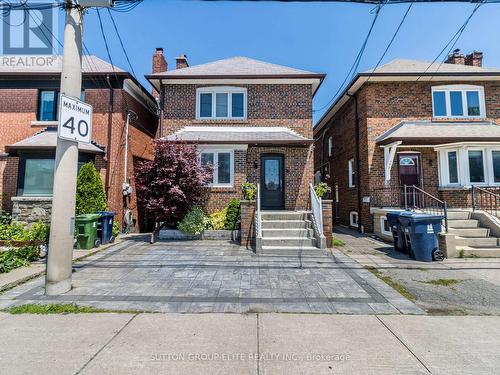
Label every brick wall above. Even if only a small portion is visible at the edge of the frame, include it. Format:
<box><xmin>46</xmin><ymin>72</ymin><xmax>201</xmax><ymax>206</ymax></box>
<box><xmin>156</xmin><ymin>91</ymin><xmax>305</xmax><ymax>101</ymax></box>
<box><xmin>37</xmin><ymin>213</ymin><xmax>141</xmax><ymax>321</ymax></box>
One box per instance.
<box><xmin>240</xmin><ymin>200</ymin><xmax>255</xmax><ymax>249</ymax></box>
<box><xmin>314</xmin><ymin>80</ymin><xmax>500</xmax><ymax>233</ymax></box>
<box><xmin>0</xmin><ymin>82</ymin><xmax>157</xmax><ymax>231</ymax></box>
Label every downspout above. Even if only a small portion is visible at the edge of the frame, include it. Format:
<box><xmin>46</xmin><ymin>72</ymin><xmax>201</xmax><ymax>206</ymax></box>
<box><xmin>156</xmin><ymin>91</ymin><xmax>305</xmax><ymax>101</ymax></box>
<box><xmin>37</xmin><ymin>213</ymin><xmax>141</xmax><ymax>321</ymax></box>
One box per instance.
<box><xmin>348</xmin><ymin>92</ymin><xmax>363</xmax><ymax>233</ymax></box>
<box><xmin>105</xmin><ymin>75</ymin><xmax>114</xmax><ymax>197</ymax></box>
<box><xmin>158</xmin><ymin>79</ymin><xmax>164</xmax><ymax>138</ymax></box>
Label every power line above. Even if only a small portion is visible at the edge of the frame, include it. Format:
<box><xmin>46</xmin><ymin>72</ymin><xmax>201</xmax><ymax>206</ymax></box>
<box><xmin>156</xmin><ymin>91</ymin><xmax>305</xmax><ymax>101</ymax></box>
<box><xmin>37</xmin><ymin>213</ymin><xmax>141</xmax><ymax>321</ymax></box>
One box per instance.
<box><xmin>366</xmin><ymin>1</ymin><xmax>413</xmax><ymax>81</ymax></box>
<box><xmin>106</xmin><ymin>7</ymin><xmax>137</xmax><ymax>78</ymax></box>
<box><xmin>313</xmin><ymin>2</ymin><xmax>385</xmax><ymax>113</ymax></box>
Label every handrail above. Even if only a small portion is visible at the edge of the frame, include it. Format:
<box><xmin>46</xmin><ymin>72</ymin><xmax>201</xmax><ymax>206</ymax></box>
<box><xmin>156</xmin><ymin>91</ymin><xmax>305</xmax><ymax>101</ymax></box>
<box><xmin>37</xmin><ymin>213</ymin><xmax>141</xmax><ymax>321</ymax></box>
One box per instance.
<box><xmin>310</xmin><ymin>183</ymin><xmax>323</xmax><ymax>233</ymax></box>
<box><xmin>256</xmin><ymin>183</ymin><xmax>262</xmax><ymax>238</ymax></box>
<box><xmin>472</xmin><ymin>185</ymin><xmax>500</xmax><ymax>217</ymax></box>
<box><xmin>404</xmin><ymin>185</ymin><xmax>448</xmax><ymax>232</ymax></box>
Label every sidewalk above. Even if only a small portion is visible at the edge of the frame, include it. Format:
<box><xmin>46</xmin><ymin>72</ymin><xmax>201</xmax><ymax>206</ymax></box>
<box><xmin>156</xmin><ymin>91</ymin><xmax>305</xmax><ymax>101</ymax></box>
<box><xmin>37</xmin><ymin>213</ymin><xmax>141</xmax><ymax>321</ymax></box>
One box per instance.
<box><xmin>0</xmin><ymin>312</ymin><xmax>499</xmax><ymax>374</ymax></box>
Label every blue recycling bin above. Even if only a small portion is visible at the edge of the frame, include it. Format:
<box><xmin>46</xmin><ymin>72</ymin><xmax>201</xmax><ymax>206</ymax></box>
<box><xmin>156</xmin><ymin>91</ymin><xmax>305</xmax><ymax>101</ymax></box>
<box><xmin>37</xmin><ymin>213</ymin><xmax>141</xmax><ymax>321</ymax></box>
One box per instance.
<box><xmin>386</xmin><ymin>211</ymin><xmax>407</xmax><ymax>254</ymax></box>
<box><xmin>399</xmin><ymin>212</ymin><xmax>444</xmax><ymax>262</ymax></box>
<box><xmin>96</xmin><ymin>211</ymin><xmax>116</xmax><ymax>245</ymax></box>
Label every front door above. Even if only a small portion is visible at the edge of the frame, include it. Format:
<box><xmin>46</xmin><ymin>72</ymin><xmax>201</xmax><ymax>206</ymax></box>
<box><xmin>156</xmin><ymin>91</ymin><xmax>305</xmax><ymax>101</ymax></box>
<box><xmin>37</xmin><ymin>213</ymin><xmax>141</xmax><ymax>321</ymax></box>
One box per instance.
<box><xmin>261</xmin><ymin>154</ymin><xmax>284</xmax><ymax>210</ymax></box>
<box><xmin>398</xmin><ymin>153</ymin><xmax>421</xmax><ymax>187</ymax></box>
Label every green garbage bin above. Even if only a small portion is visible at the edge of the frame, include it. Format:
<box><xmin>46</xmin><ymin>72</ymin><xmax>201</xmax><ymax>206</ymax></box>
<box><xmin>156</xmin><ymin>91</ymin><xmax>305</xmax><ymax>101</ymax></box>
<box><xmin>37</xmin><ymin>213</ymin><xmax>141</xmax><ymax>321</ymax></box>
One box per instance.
<box><xmin>75</xmin><ymin>214</ymin><xmax>101</xmax><ymax>249</ymax></box>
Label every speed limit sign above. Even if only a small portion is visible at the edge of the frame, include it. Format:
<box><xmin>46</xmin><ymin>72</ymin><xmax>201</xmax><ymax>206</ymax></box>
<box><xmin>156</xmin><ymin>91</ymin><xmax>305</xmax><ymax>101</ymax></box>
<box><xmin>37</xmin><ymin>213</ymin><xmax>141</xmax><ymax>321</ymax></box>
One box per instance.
<box><xmin>58</xmin><ymin>94</ymin><xmax>93</xmax><ymax>144</ymax></box>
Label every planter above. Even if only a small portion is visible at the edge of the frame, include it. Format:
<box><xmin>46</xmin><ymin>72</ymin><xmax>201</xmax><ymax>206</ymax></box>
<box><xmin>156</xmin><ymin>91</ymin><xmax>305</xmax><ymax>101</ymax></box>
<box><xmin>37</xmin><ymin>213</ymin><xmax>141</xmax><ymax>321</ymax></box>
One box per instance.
<box><xmin>158</xmin><ymin>229</ymin><xmax>201</xmax><ymax>240</ymax></box>
<box><xmin>202</xmin><ymin>230</ymin><xmax>240</xmax><ymax>241</ymax></box>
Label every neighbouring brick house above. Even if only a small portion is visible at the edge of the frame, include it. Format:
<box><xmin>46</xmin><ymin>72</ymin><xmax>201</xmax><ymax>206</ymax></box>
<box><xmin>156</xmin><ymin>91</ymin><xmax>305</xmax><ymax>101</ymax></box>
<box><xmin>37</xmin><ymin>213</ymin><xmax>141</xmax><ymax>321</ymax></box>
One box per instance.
<box><xmin>147</xmin><ymin>49</ymin><xmax>330</xmax><ymax>251</ymax></box>
<box><xmin>0</xmin><ymin>55</ymin><xmax>158</xmax><ymax>231</ymax></box>
<box><xmin>314</xmin><ymin>51</ymin><xmax>500</xmax><ymax>244</ymax></box>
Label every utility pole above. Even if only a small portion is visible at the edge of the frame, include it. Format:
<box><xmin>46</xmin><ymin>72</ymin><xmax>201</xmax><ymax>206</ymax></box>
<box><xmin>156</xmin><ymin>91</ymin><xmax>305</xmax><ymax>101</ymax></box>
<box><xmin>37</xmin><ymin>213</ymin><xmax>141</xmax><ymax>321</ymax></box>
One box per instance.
<box><xmin>45</xmin><ymin>0</ymin><xmax>114</xmax><ymax>295</ymax></box>
<box><xmin>45</xmin><ymin>1</ymin><xmax>83</xmax><ymax>295</ymax></box>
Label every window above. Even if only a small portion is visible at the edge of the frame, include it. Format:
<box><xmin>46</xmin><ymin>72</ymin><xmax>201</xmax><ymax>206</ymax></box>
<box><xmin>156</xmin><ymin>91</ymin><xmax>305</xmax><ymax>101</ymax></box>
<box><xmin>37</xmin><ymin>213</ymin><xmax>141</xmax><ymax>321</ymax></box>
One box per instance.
<box><xmin>38</xmin><ymin>90</ymin><xmax>58</xmax><ymax>121</ymax></box>
<box><xmin>350</xmin><ymin>211</ymin><xmax>359</xmax><ymax>227</ymax></box>
<box><xmin>348</xmin><ymin>158</ymin><xmax>356</xmax><ymax>188</ymax></box>
<box><xmin>468</xmin><ymin>150</ymin><xmax>485</xmax><ymax>183</ymax></box>
<box><xmin>17</xmin><ymin>153</ymin><xmax>93</xmax><ymax>196</ymax></box>
<box><xmin>37</xmin><ymin>90</ymin><xmax>85</xmax><ymax>121</ymax></box>
<box><xmin>327</xmin><ymin>136</ymin><xmax>332</xmax><ymax>157</ymax></box>
<box><xmin>196</xmin><ymin>87</ymin><xmax>247</xmax><ymax>119</ymax></box>
<box><xmin>432</xmin><ymin>85</ymin><xmax>485</xmax><ymax>118</ymax></box>
<box><xmin>380</xmin><ymin>216</ymin><xmax>391</xmax><ymax>236</ymax></box>
<box><xmin>447</xmin><ymin>151</ymin><xmax>459</xmax><ymax>184</ymax></box>
<box><xmin>493</xmin><ymin>151</ymin><xmax>500</xmax><ymax>183</ymax></box>
<box><xmin>200</xmin><ymin>150</ymin><xmax>234</xmax><ymax>187</ymax></box>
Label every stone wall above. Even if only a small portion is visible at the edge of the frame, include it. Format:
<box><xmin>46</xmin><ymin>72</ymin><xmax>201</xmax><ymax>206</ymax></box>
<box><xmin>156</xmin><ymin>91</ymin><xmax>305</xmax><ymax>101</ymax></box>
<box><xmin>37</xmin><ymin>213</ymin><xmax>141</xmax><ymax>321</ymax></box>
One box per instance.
<box><xmin>11</xmin><ymin>196</ymin><xmax>52</xmax><ymax>223</ymax></box>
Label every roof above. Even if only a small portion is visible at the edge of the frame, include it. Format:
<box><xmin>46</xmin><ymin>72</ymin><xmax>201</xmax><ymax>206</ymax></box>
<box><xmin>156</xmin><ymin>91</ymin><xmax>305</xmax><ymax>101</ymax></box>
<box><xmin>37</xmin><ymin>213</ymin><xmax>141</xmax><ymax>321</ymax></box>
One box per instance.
<box><xmin>0</xmin><ymin>55</ymin><xmax>125</xmax><ymax>74</ymax></box>
<box><xmin>363</xmin><ymin>59</ymin><xmax>500</xmax><ymax>75</ymax></box>
<box><xmin>165</xmin><ymin>126</ymin><xmax>312</xmax><ymax>145</ymax></box>
<box><xmin>5</xmin><ymin>128</ymin><xmax>105</xmax><ymax>154</ymax></box>
<box><xmin>314</xmin><ymin>59</ymin><xmax>500</xmax><ymax>135</ymax></box>
<box><xmin>146</xmin><ymin>56</ymin><xmax>325</xmax><ymax>96</ymax></box>
<box><xmin>376</xmin><ymin>121</ymin><xmax>500</xmax><ymax>145</ymax></box>
<box><xmin>148</xmin><ymin>56</ymin><xmax>323</xmax><ymax>78</ymax></box>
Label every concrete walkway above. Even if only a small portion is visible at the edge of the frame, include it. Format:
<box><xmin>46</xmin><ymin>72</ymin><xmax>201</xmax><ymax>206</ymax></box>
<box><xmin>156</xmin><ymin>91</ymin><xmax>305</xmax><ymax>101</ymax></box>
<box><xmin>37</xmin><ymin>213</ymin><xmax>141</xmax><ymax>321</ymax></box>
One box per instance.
<box><xmin>0</xmin><ymin>238</ymin><xmax>422</xmax><ymax>314</ymax></box>
<box><xmin>0</xmin><ymin>312</ymin><xmax>499</xmax><ymax>374</ymax></box>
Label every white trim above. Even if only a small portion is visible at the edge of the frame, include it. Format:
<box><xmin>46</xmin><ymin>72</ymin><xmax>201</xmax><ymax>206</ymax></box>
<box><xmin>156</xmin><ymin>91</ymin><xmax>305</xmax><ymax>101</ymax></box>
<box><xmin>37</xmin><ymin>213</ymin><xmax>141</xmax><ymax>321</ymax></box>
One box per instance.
<box><xmin>350</xmin><ymin>211</ymin><xmax>359</xmax><ymax>227</ymax></box>
<box><xmin>196</xmin><ymin>86</ymin><xmax>247</xmax><ymax>120</ymax></box>
<box><xmin>383</xmin><ymin>141</ymin><xmax>401</xmax><ymax>184</ymax></box>
<box><xmin>380</xmin><ymin>216</ymin><xmax>392</xmax><ymax>236</ymax></box>
<box><xmin>431</xmin><ymin>84</ymin><xmax>486</xmax><ymax>119</ymax></box>
<box><xmin>348</xmin><ymin>158</ymin><xmax>355</xmax><ymax>188</ymax></box>
<box><xmin>436</xmin><ymin>145</ymin><xmax>500</xmax><ymax>187</ymax></box>
<box><xmin>199</xmin><ymin>149</ymin><xmax>235</xmax><ymax>188</ymax></box>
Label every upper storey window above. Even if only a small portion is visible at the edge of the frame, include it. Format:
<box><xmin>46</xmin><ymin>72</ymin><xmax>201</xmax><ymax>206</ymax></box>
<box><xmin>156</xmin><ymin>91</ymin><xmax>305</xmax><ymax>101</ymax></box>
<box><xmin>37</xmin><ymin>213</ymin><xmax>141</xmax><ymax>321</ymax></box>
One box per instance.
<box><xmin>196</xmin><ymin>87</ymin><xmax>247</xmax><ymax>120</ymax></box>
<box><xmin>432</xmin><ymin>85</ymin><xmax>485</xmax><ymax>119</ymax></box>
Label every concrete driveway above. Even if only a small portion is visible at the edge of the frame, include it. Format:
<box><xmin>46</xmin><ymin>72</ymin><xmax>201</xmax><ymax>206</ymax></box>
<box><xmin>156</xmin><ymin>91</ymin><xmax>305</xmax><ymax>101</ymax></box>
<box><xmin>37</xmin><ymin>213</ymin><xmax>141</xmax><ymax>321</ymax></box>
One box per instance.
<box><xmin>0</xmin><ymin>238</ymin><xmax>422</xmax><ymax>314</ymax></box>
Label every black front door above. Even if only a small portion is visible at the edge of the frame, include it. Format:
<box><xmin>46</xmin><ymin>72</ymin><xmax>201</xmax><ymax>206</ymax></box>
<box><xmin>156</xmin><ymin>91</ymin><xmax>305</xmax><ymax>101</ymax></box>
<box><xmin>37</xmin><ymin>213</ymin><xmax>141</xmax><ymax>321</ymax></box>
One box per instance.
<box><xmin>261</xmin><ymin>154</ymin><xmax>284</xmax><ymax>210</ymax></box>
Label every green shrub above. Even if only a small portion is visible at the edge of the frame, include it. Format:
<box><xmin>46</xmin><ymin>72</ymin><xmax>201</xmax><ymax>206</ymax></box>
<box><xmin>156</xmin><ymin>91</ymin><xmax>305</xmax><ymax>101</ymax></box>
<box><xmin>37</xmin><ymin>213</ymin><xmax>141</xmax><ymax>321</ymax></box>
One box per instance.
<box><xmin>75</xmin><ymin>162</ymin><xmax>106</xmax><ymax>215</ymax></box>
<box><xmin>0</xmin><ymin>246</ymin><xmax>39</xmax><ymax>273</ymax></box>
<box><xmin>314</xmin><ymin>182</ymin><xmax>331</xmax><ymax>199</ymax></box>
<box><xmin>0</xmin><ymin>221</ymin><xmax>29</xmax><ymax>241</ymax></box>
<box><xmin>0</xmin><ymin>209</ymin><xmax>11</xmax><ymax>225</ymax></box>
<box><xmin>224</xmin><ymin>199</ymin><xmax>240</xmax><ymax>230</ymax></box>
<box><xmin>26</xmin><ymin>222</ymin><xmax>50</xmax><ymax>243</ymax></box>
<box><xmin>208</xmin><ymin>208</ymin><xmax>227</xmax><ymax>230</ymax></box>
<box><xmin>178</xmin><ymin>206</ymin><xmax>209</xmax><ymax>235</ymax></box>
<box><xmin>112</xmin><ymin>221</ymin><xmax>121</xmax><ymax>238</ymax></box>
<box><xmin>242</xmin><ymin>182</ymin><xmax>257</xmax><ymax>200</ymax></box>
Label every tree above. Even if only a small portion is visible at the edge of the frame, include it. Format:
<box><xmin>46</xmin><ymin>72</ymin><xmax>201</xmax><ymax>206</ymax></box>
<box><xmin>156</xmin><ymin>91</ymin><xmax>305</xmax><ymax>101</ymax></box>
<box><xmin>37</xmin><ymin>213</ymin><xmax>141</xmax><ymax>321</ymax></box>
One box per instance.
<box><xmin>135</xmin><ymin>140</ymin><xmax>212</xmax><ymax>228</ymax></box>
<box><xmin>75</xmin><ymin>162</ymin><xmax>107</xmax><ymax>215</ymax></box>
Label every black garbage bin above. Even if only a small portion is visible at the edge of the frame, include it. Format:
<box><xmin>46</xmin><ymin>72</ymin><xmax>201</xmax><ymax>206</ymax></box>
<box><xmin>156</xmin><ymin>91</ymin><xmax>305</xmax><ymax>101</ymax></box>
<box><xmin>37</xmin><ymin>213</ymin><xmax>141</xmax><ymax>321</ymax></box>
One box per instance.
<box><xmin>386</xmin><ymin>211</ymin><xmax>407</xmax><ymax>254</ymax></box>
<box><xmin>399</xmin><ymin>212</ymin><xmax>444</xmax><ymax>262</ymax></box>
<box><xmin>96</xmin><ymin>211</ymin><xmax>116</xmax><ymax>245</ymax></box>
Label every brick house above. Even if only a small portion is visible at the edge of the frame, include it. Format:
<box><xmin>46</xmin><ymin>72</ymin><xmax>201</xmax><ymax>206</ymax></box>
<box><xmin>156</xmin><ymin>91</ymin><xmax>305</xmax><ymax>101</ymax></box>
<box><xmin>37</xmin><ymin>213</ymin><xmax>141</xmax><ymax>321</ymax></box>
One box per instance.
<box><xmin>0</xmin><ymin>55</ymin><xmax>158</xmax><ymax>232</ymax></box>
<box><xmin>314</xmin><ymin>51</ymin><xmax>500</xmax><ymax>255</ymax></box>
<box><xmin>146</xmin><ymin>49</ymin><xmax>330</xmax><ymax>251</ymax></box>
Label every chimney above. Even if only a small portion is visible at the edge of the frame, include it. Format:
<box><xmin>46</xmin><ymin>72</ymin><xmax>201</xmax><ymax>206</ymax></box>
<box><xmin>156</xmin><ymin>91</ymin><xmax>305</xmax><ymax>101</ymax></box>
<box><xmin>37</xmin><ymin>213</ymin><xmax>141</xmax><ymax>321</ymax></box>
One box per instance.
<box><xmin>152</xmin><ymin>47</ymin><xmax>167</xmax><ymax>73</ymax></box>
<box><xmin>176</xmin><ymin>54</ymin><xmax>189</xmax><ymax>70</ymax></box>
<box><xmin>445</xmin><ymin>49</ymin><xmax>465</xmax><ymax>65</ymax></box>
<box><xmin>465</xmin><ymin>51</ymin><xmax>483</xmax><ymax>67</ymax></box>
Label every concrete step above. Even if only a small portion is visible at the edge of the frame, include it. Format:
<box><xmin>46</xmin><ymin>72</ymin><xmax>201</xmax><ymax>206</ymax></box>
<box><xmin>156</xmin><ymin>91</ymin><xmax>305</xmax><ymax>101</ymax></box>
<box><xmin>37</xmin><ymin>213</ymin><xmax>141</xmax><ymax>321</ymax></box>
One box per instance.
<box><xmin>448</xmin><ymin>219</ymin><xmax>479</xmax><ymax>229</ymax></box>
<box><xmin>455</xmin><ymin>236</ymin><xmax>499</xmax><ymax>248</ymax></box>
<box><xmin>261</xmin><ymin>220</ymin><xmax>312</xmax><ymax>229</ymax></box>
<box><xmin>261</xmin><ymin>237</ymin><xmax>316</xmax><ymax>248</ymax></box>
<box><xmin>259</xmin><ymin>246</ymin><xmax>327</xmax><ymax>256</ymax></box>
<box><xmin>458</xmin><ymin>247</ymin><xmax>500</xmax><ymax>258</ymax></box>
<box><xmin>261</xmin><ymin>228</ymin><xmax>313</xmax><ymax>238</ymax></box>
<box><xmin>447</xmin><ymin>211</ymin><xmax>471</xmax><ymax>220</ymax></box>
<box><xmin>261</xmin><ymin>211</ymin><xmax>310</xmax><ymax>221</ymax></box>
<box><xmin>449</xmin><ymin>227</ymin><xmax>490</xmax><ymax>238</ymax></box>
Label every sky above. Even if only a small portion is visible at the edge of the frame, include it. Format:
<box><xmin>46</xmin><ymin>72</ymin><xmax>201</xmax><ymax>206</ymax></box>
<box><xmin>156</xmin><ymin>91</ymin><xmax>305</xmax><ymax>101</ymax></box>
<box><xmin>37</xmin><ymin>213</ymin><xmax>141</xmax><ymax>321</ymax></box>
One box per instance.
<box><xmin>55</xmin><ymin>0</ymin><xmax>500</xmax><ymax>122</ymax></box>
